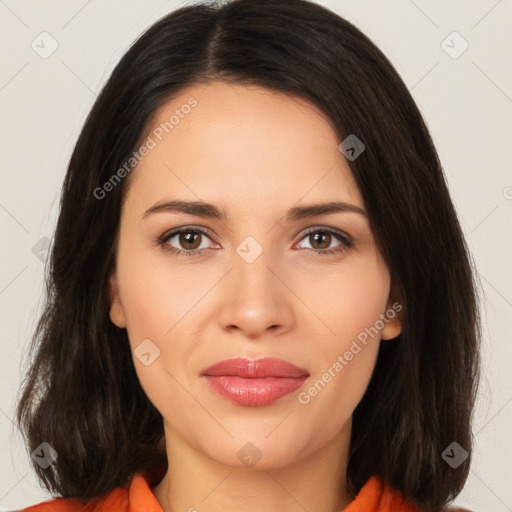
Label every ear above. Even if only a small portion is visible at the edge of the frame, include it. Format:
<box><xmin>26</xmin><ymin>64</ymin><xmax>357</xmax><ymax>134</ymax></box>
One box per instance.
<box><xmin>381</xmin><ymin>279</ymin><xmax>404</xmax><ymax>341</ymax></box>
<box><xmin>109</xmin><ymin>272</ymin><xmax>127</xmax><ymax>328</ymax></box>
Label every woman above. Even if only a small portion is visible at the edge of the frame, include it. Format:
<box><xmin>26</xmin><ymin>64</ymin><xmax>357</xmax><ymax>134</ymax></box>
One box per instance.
<box><xmin>16</xmin><ymin>0</ymin><xmax>481</xmax><ymax>511</ymax></box>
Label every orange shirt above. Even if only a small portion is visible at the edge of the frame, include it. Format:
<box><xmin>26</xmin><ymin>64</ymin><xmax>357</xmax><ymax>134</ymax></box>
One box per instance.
<box><xmin>21</xmin><ymin>463</ymin><xmax>468</xmax><ymax>512</ymax></box>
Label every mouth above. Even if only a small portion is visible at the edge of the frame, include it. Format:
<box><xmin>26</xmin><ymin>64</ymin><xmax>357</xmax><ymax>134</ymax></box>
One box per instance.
<box><xmin>201</xmin><ymin>357</ymin><xmax>310</xmax><ymax>406</ymax></box>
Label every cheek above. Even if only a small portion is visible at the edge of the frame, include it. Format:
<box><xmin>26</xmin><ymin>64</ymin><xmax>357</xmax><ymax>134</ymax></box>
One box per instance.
<box><xmin>116</xmin><ymin>260</ymin><xmax>200</xmax><ymax>411</ymax></box>
<box><xmin>297</xmin><ymin>267</ymin><xmax>388</xmax><ymax>435</ymax></box>
<box><xmin>120</xmin><ymin>273</ymin><xmax>169</xmax><ymax>345</ymax></box>
<box><xmin>296</xmin><ymin>255</ymin><xmax>389</xmax><ymax>411</ymax></box>
<box><xmin>117</xmin><ymin>247</ymin><xmax>205</xmax><ymax>344</ymax></box>
<box><xmin>311</xmin><ymin>256</ymin><xmax>391</xmax><ymax>344</ymax></box>
<box><xmin>116</xmin><ymin>252</ymin><xmax>214</xmax><ymax>404</ymax></box>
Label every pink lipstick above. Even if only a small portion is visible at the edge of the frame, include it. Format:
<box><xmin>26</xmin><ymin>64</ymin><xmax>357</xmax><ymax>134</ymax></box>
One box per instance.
<box><xmin>201</xmin><ymin>357</ymin><xmax>309</xmax><ymax>406</ymax></box>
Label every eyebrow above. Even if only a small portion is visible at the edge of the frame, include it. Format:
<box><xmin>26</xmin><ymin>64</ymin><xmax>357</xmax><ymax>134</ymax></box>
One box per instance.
<box><xmin>142</xmin><ymin>199</ymin><xmax>367</xmax><ymax>221</ymax></box>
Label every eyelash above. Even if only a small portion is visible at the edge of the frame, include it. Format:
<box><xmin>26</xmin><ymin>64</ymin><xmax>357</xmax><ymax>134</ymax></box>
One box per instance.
<box><xmin>157</xmin><ymin>226</ymin><xmax>354</xmax><ymax>259</ymax></box>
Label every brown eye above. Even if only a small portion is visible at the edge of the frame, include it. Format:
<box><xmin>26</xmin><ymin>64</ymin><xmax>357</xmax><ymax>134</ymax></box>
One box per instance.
<box><xmin>309</xmin><ymin>232</ymin><xmax>333</xmax><ymax>250</ymax></box>
<box><xmin>296</xmin><ymin>228</ymin><xmax>353</xmax><ymax>257</ymax></box>
<box><xmin>178</xmin><ymin>231</ymin><xmax>202</xmax><ymax>250</ymax></box>
<box><xmin>159</xmin><ymin>228</ymin><xmax>215</xmax><ymax>256</ymax></box>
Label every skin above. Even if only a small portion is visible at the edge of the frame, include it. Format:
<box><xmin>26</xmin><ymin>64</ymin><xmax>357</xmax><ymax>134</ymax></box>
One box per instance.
<box><xmin>109</xmin><ymin>81</ymin><xmax>403</xmax><ymax>512</ymax></box>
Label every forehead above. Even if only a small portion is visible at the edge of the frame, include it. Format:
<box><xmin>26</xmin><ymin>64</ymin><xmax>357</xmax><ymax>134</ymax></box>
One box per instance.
<box><xmin>125</xmin><ymin>82</ymin><xmax>363</xmax><ymax>214</ymax></box>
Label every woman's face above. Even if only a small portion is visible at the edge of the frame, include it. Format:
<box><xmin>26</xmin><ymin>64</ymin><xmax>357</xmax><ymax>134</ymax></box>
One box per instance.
<box><xmin>109</xmin><ymin>81</ymin><xmax>402</xmax><ymax>469</ymax></box>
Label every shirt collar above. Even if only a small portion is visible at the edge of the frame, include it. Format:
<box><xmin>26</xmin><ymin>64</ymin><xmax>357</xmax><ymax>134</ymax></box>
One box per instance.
<box><xmin>127</xmin><ymin>462</ymin><xmax>419</xmax><ymax>512</ymax></box>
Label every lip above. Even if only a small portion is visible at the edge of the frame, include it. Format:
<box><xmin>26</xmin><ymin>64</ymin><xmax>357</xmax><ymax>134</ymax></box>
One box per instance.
<box><xmin>201</xmin><ymin>357</ymin><xmax>309</xmax><ymax>406</ymax></box>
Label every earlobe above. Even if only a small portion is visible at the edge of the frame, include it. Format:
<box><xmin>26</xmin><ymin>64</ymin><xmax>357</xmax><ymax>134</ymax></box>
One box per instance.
<box><xmin>381</xmin><ymin>313</ymin><xmax>402</xmax><ymax>340</ymax></box>
<box><xmin>108</xmin><ymin>273</ymin><xmax>127</xmax><ymax>328</ymax></box>
<box><xmin>381</xmin><ymin>281</ymin><xmax>404</xmax><ymax>340</ymax></box>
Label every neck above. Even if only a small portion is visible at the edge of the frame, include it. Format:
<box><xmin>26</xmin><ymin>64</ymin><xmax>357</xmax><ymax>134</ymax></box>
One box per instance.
<box><xmin>152</xmin><ymin>423</ymin><xmax>354</xmax><ymax>512</ymax></box>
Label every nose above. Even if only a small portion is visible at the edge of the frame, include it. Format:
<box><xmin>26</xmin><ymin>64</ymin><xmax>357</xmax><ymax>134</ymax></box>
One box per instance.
<box><xmin>216</xmin><ymin>247</ymin><xmax>295</xmax><ymax>339</ymax></box>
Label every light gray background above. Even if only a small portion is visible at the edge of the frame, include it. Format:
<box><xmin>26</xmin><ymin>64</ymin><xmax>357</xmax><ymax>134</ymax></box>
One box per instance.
<box><xmin>1</xmin><ymin>0</ymin><xmax>511</xmax><ymax>510</ymax></box>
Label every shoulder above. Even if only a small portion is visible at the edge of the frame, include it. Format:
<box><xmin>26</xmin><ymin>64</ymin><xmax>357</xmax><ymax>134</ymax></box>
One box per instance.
<box><xmin>17</xmin><ymin>496</ymin><xmax>97</xmax><ymax>511</ymax></box>
<box><xmin>13</xmin><ymin>467</ymin><xmax>159</xmax><ymax>512</ymax></box>
<box><xmin>17</xmin><ymin>473</ymin><xmax>139</xmax><ymax>511</ymax></box>
<box><xmin>13</xmin><ymin>497</ymin><xmax>83</xmax><ymax>511</ymax></box>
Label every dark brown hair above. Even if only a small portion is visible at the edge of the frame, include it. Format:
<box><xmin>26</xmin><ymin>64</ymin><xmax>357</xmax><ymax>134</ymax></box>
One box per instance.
<box><xmin>15</xmin><ymin>1</ymin><xmax>482</xmax><ymax>510</ymax></box>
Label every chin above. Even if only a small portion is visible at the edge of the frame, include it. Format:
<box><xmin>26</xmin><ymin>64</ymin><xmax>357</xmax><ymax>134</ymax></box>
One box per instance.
<box><xmin>198</xmin><ymin>431</ymin><xmax>313</xmax><ymax>470</ymax></box>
